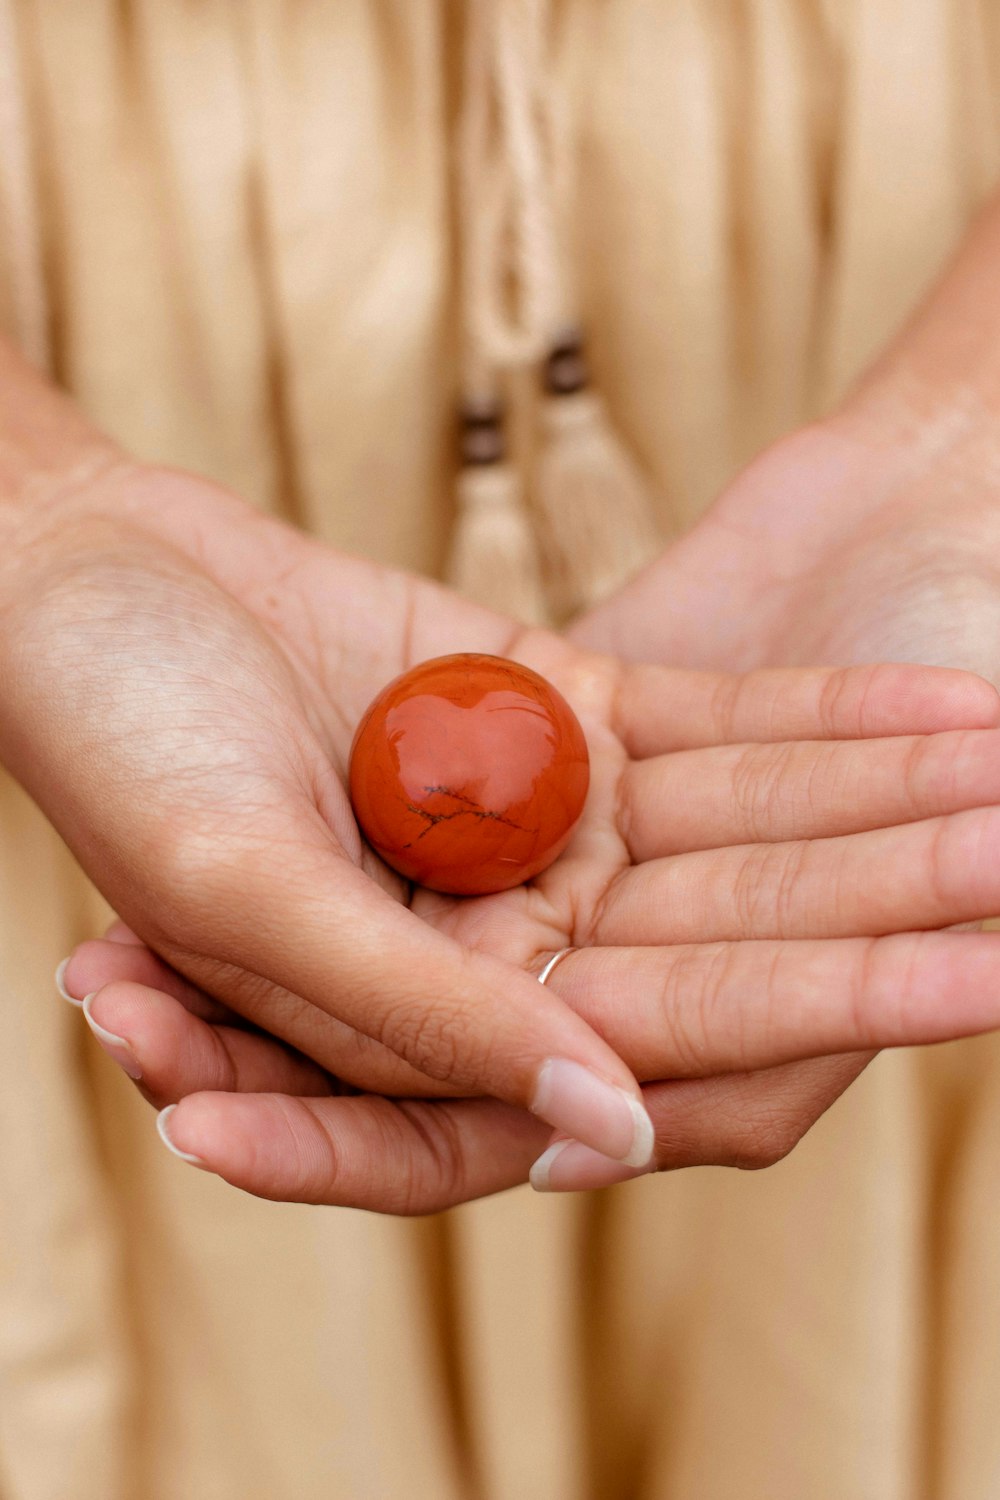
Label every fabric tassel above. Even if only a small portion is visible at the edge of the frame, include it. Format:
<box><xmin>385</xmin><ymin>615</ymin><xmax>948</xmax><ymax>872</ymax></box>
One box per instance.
<box><xmin>446</xmin><ymin>404</ymin><xmax>549</xmax><ymax>625</ymax></box>
<box><xmin>532</xmin><ymin>336</ymin><xmax>662</xmax><ymax>620</ymax></box>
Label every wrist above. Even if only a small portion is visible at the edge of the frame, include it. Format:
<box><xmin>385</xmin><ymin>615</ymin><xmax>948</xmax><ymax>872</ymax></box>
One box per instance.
<box><xmin>0</xmin><ymin>337</ymin><xmax>123</xmax><ymax>516</ymax></box>
<box><xmin>0</xmin><ymin>338</ymin><xmax>135</xmax><ymax>592</ymax></box>
<box><xmin>834</xmin><ymin>194</ymin><xmax>1000</xmax><ymax>467</ymax></box>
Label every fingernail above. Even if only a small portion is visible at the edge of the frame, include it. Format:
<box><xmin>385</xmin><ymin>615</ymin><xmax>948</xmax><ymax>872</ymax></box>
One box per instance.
<box><xmin>156</xmin><ymin>1104</ymin><xmax>206</xmax><ymax>1167</ymax></box>
<box><xmin>82</xmin><ymin>993</ymin><xmax>143</xmax><ymax>1080</ymax></box>
<box><xmin>531</xmin><ymin>1059</ymin><xmax>655</xmax><ymax>1168</ymax></box>
<box><xmin>530</xmin><ymin>1139</ymin><xmax>651</xmax><ymax>1193</ymax></box>
<box><xmin>55</xmin><ymin>958</ymin><xmax>83</xmax><ymax>1007</ymax></box>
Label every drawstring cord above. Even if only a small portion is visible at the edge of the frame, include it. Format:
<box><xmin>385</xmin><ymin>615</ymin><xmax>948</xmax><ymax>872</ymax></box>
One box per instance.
<box><xmin>457</xmin><ymin>0</ymin><xmax>563</xmax><ymax>392</ymax></box>
<box><xmin>446</xmin><ymin>0</ymin><xmax>552</xmax><ymax>622</ymax></box>
<box><xmin>447</xmin><ymin>0</ymin><xmax>662</xmax><ymax>622</ymax></box>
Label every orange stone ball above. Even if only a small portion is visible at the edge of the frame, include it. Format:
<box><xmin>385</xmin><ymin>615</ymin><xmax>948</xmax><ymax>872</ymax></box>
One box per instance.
<box><xmin>348</xmin><ymin>654</ymin><xmax>590</xmax><ymax>895</ymax></box>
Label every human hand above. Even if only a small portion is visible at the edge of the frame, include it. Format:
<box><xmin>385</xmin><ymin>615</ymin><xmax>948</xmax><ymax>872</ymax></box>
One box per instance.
<box><xmin>569</xmin><ymin>194</ymin><xmax>1000</xmax><ymax>1183</ymax></box>
<box><xmin>45</xmin><ymin>185</ymin><xmax>1000</xmax><ymax>1207</ymax></box>
<box><xmin>0</xmin><ymin>350</ymin><xmax>688</xmax><ymax>1180</ymax></box>
<box><xmin>63</xmin><ymin>664</ymin><xmax>1000</xmax><ymax>1204</ymax></box>
<box><xmin>22</xmin><ymin>357</ymin><xmax>967</xmax><ymax>1201</ymax></box>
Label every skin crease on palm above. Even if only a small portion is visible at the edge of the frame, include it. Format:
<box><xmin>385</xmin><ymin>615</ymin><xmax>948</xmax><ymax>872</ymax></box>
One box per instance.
<box><xmin>34</xmin><ymin>195</ymin><xmax>1000</xmax><ymax>1210</ymax></box>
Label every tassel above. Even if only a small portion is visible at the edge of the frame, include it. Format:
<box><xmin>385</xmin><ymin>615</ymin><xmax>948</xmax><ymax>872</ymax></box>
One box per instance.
<box><xmin>446</xmin><ymin>403</ymin><xmax>549</xmax><ymax>625</ymax></box>
<box><xmin>533</xmin><ymin>336</ymin><xmax>662</xmax><ymax>620</ymax></box>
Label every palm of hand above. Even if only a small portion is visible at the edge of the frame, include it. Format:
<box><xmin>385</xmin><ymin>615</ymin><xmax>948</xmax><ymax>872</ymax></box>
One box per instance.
<box><xmin>6</xmin><ymin>462</ymin><xmax>661</xmax><ymax>1105</ymax></box>
<box><xmin>772</xmin><ymin>460</ymin><xmax>1000</xmax><ymax>680</ymax></box>
<box><xmin>124</xmin><ymin>471</ymin><xmax>648</xmax><ymax>978</ymax></box>
<box><xmin>50</xmin><ymin>450</ymin><xmax>1000</xmax><ymax>1207</ymax></box>
<box><xmin>183</xmin><ymin>485</ymin><xmax>636</xmax><ymax>974</ymax></box>
<box><xmin>580</xmin><ymin>415</ymin><xmax>1000</xmax><ymax>679</ymax></box>
<box><xmin>572</xmin><ymin>406</ymin><xmax>1000</xmax><ymax>1170</ymax></box>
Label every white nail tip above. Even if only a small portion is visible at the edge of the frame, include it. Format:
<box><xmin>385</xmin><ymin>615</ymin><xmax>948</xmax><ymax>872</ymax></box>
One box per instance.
<box><xmin>55</xmin><ymin>958</ymin><xmax>82</xmax><ymax>1006</ymax></box>
<box><xmin>81</xmin><ymin>993</ymin><xmax>127</xmax><ymax>1048</ymax></box>
<box><xmin>622</xmin><ymin>1095</ymin><xmax>656</xmax><ymax>1169</ymax></box>
<box><xmin>528</xmin><ymin>1140</ymin><xmax>573</xmax><ymax>1192</ymax></box>
<box><xmin>156</xmin><ymin>1104</ymin><xmax>205</xmax><ymax>1166</ymax></box>
<box><xmin>531</xmin><ymin>1058</ymin><xmax>655</xmax><ymax>1166</ymax></box>
<box><xmin>81</xmin><ymin>993</ymin><xmax>143</xmax><ymax>1080</ymax></box>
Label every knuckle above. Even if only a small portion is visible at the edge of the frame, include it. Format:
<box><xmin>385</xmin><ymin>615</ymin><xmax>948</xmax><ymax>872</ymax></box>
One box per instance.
<box><xmin>207</xmin><ymin>1028</ymin><xmax>241</xmax><ymax>1092</ymax></box>
<box><xmin>657</xmin><ymin>944</ymin><xmax>736</xmax><ymax>1073</ymax></box>
<box><xmin>389</xmin><ymin>1102</ymin><xmax>468</xmax><ymax>1215</ymax></box>
<box><xmin>819</xmin><ymin>664</ymin><xmax>881</xmax><ymax>737</ymax></box>
<box><xmin>615</xmin><ymin>761</ymin><xmax>636</xmax><ymax>855</ymax></box>
<box><xmin>261</xmin><ymin>1097</ymin><xmax>339</xmax><ymax>1204</ymax></box>
<box><xmin>847</xmin><ymin>936</ymin><xmax>892</xmax><ymax>1046</ymax></box>
<box><xmin>754</xmin><ymin>945</ymin><xmax>788</xmax><ymax>1060</ymax></box>
<box><xmin>936</xmin><ymin>729</ymin><xmax>983</xmax><ymax>808</ymax></box>
<box><xmin>900</xmin><ymin>728</ymin><xmax>979</xmax><ymax>818</ymax></box>
<box><xmin>372</xmin><ymin>996</ymin><xmax>463</xmax><ymax>1085</ymax></box>
<box><xmin>901</xmin><ymin>732</ymin><xmax>934</xmax><ymax>811</ymax></box>
<box><xmin>587</xmin><ymin>864</ymin><xmax>628</xmax><ymax>944</ymax></box>
<box><xmin>734</xmin><ymin>741</ymin><xmax>803</xmax><ymax>841</ymax></box>
<box><xmin>710</xmin><ymin>673</ymin><xmax>745</xmax><ymax>743</ymax></box>
<box><xmin>925</xmin><ymin>815</ymin><xmax>958</xmax><ymax>913</ymax></box>
<box><xmin>801</xmin><ymin>740</ymin><xmax>844</xmax><ymax>821</ymax></box>
<box><xmin>856</xmin><ymin>663</ymin><xmax>895</xmax><ymax>732</ymax></box>
<box><xmin>817</xmin><ymin>668</ymin><xmax>850</xmax><ymax>736</ymax></box>
<box><xmin>858</xmin><ymin>931</ymin><xmax>927</xmax><ymax>1045</ymax></box>
<box><xmin>732</xmin><ymin>841</ymin><xmax>809</xmax><ymax>937</ymax></box>
<box><xmin>730</xmin><ymin>744</ymin><xmax>769</xmax><ymax>839</ymax></box>
<box><xmin>193</xmin><ymin>960</ymin><xmax>284</xmax><ymax>1026</ymax></box>
<box><xmin>732</xmin><ymin>846</ymin><xmax>769</xmax><ymax>932</ymax></box>
<box><xmin>337</xmin><ymin>1028</ymin><xmax>420</xmax><ymax>1094</ymax></box>
<box><xmin>770</xmin><ymin>841</ymin><xmax>810</xmax><ymax>934</ymax></box>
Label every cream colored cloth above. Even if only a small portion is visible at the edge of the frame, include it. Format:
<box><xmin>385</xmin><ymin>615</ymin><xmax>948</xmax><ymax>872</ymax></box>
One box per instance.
<box><xmin>3</xmin><ymin>4</ymin><xmax>1000</xmax><ymax>1497</ymax></box>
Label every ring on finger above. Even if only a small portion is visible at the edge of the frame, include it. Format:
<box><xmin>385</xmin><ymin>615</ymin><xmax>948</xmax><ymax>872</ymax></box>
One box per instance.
<box><xmin>536</xmin><ymin>947</ymin><xmax>575</xmax><ymax>987</ymax></box>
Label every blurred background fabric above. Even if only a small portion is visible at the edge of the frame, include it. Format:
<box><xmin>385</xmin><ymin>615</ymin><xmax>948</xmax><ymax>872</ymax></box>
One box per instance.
<box><xmin>3</xmin><ymin>3</ymin><xmax>1000</xmax><ymax>1497</ymax></box>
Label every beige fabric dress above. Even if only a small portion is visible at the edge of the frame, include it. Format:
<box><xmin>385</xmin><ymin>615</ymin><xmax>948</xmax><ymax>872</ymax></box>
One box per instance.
<box><xmin>3</xmin><ymin>3</ymin><xmax>1000</xmax><ymax>1497</ymax></box>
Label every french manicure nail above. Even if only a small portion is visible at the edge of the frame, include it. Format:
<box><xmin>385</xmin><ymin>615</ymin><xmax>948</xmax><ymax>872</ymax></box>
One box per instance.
<box><xmin>530</xmin><ymin>1139</ymin><xmax>650</xmax><ymax>1193</ymax></box>
<box><xmin>156</xmin><ymin>1104</ymin><xmax>206</xmax><ymax>1167</ymax></box>
<box><xmin>55</xmin><ymin>958</ymin><xmax>82</xmax><ymax>1007</ymax></box>
<box><xmin>531</xmin><ymin>1059</ymin><xmax>655</xmax><ymax>1168</ymax></box>
<box><xmin>82</xmin><ymin>993</ymin><xmax>143</xmax><ymax>1080</ymax></box>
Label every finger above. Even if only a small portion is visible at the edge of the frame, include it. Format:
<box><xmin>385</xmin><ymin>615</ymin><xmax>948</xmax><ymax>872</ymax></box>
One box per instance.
<box><xmin>535</xmin><ymin>932</ymin><xmax>1000</xmax><ymax>1077</ymax></box>
<box><xmin>623</xmin><ymin>727</ymin><xmax>1000</xmax><ymax>860</ymax></box>
<box><xmin>645</xmin><ymin>1052</ymin><xmax>869</xmax><ymax>1169</ymax></box>
<box><xmin>156</xmin><ymin>846</ymin><xmax>657</xmax><ymax>1168</ymax></box>
<box><xmin>80</xmin><ymin>982</ymin><xmax>337</xmax><ymax>1106</ymax></box>
<box><xmin>74</xmin><ymin>955</ymin><xmax>461</xmax><ymax>1100</ymax></box>
<box><xmin>156</xmin><ymin>1091</ymin><xmax>547</xmax><ymax>1213</ymax></box>
<box><xmin>63</xmin><ymin>938</ymin><xmax>237</xmax><ymax>1024</ymax></box>
<box><xmin>614</xmin><ymin>662</ymin><xmax>1000</xmax><ymax>759</ymax></box>
<box><xmin>103</xmin><ymin>919</ymin><xmax>145</xmax><ymax>945</ymax></box>
<box><xmin>592</xmin><ymin>805</ymin><xmax>1000</xmax><ymax>945</ymax></box>
<box><xmin>532</xmin><ymin>1053</ymin><xmax>869</xmax><ymax>1190</ymax></box>
<box><xmin>68</xmin><ymin>938</ymin><xmax>434</xmax><ymax>1094</ymax></box>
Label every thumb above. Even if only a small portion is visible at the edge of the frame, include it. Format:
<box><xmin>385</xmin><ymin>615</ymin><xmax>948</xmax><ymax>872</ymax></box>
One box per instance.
<box><xmin>158</xmin><ymin>840</ymin><xmax>655</xmax><ymax>1171</ymax></box>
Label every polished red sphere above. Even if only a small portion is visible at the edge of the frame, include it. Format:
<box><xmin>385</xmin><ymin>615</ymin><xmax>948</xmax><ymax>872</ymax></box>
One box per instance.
<box><xmin>348</xmin><ymin>654</ymin><xmax>590</xmax><ymax>895</ymax></box>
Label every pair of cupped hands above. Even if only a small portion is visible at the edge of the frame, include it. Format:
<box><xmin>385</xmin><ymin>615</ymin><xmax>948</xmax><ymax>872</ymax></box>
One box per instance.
<box><xmin>8</xmin><ymin>219</ymin><xmax>1000</xmax><ymax>1213</ymax></box>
